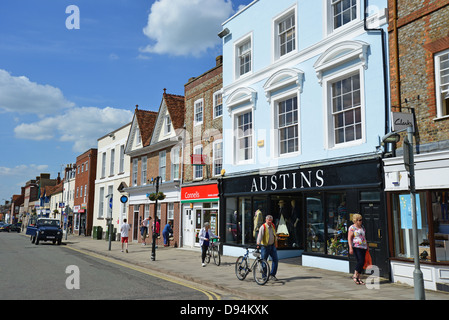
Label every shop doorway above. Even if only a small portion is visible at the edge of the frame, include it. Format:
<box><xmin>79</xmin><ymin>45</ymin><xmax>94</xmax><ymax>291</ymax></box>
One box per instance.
<box><xmin>133</xmin><ymin>208</ymin><xmax>139</xmax><ymax>241</ymax></box>
<box><xmin>359</xmin><ymin>195</ymin><xmax>389</xmax><ymax>277</ymax></box>
<box><xmin>183</xmin><ymin>208</ymin><xmax>194</xmax><ymax>247</ymax></box>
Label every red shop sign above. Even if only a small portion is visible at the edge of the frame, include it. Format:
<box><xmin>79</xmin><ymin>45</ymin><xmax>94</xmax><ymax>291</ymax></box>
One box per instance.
<box><xmin>181</xmin><ymin>184</ymin><xmax>219</xmax><ymax>203</ymax></box>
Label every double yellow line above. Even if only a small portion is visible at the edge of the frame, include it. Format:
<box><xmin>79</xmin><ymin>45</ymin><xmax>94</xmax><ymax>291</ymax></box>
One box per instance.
<box><xmin>64</xmin><ymin>245</ymin><xmax>221</xmax><ymax>300</ymax></box>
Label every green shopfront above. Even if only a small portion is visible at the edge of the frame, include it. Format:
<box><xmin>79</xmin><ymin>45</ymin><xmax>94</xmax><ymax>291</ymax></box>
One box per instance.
<box><xmin>220</xmin><ymin>157</ymin><xmax>390</xmax><ymax>277</ymax></box>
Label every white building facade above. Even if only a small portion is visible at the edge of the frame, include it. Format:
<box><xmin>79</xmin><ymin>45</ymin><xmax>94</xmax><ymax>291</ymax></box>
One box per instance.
<box><xmin>219</xmin><ymin>0</ymin><xmax>391</xmax><ymax>277</ymax></box>
<box><xmin>93</xmin><ymin>123</ymin><xmax>131</xmax><ymax>239</ymax></box>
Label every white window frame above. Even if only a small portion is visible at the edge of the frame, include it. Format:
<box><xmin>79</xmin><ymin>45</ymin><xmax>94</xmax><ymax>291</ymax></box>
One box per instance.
<box><xmin>109</xmin><ymin>148</ymin><xmax>115</xmax><ymax>176</ymax></box>
<box><xmin>193</xmin><ymin>145</ymin><xmax>203</xmax><ymax>180</ymax></box>
<box><xmin>141</xmin><ymin>156</ymin><xmax>147</xmax><ymax>185</ymax></box>
<box><xmin>323</xmin><ymin>65</ymin><xmax>365</xmax><ymax>149</ymax></box>
<box><xmin>101</xmin><ymin>152</ymin><xmax>106</xmax><ymax>178</ymax></box>
<box><xmin>234</xmin><ymin>33</ymin><xmax>253</xmax><ymax>80</ymax></box>
<box><xmin>194</xmin><ymin>99</ymin><xmax>204</xmax><ymax>126</ymax></box>
<box><xmin>164</xmin><ymin>115</ymin><xmax>172</xmax><ymax>135</ymax></box>
<box><xmin>119</xmin><ymin>145</ymin><xmax>125</xmax><ymax>173</ymax></box>
<box><xmin>171</xmin><ymin>147</ymin><xmax>180</xmax><ymax>181</ymax></box>
<box><xmin>272</xmin><ymin>92</ymin><xmax>301</xmax><ymax>157</ymax></box>
<box><xmin>233</xmin><ymin>108</ymin><xmax>254</xmax><ymax>165</ymax></box>
<box><xmin>213</xmin><ymin>140</ymin><xmax>223</xmax><ymax>177</ymax></box>
<box><xmin>324</xmin><ymin>0</ymin><xmax>360</xmax><ymax>36</ymax></box>
<box><xmin>272</xmin><ymin>5</ymin><xmax>297</xmax><ymax>62</ymax></box>
<box><xmin>435</xmin><ymin>49</ymin><xmax>449</xmax><ymax>119</ymax></box>
<box><xmin>144</xmin><ymin>204</ymin><xmax>150</xmax><ymax>219</ymax></box>
<box><xmin>213</xmin><ymin>89</ymin><xmax>223</xmax><ymax>119</ymax></box>
<box><xmin>98</xmin><ymin>187</ymin><xmax>104</xmax><ymax>218</ymax></box>
<box><xmin>159</xmin><ymin>150</ymin><xmax>166</xmax><ymax>182</ymax></box>
<box><xmin>167</xmin><ymin>203</ymin><xmax>174</xmax><ymax>220</ymax></box>
<box><xmin>132</xmin><ymin>158</ymin><xmax>138</xmax><ymax>186</ymax></box>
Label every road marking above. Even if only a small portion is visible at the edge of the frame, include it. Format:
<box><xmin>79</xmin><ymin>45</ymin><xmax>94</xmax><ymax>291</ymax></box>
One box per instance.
<box><xmin>63</xmin><ymin>245</ymin><xmax>221</xmax><ymax>300</ymax></box>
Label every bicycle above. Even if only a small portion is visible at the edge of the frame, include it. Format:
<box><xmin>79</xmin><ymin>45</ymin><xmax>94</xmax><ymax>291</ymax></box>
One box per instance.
<box><xmin>204</xmin><ymin>238</ymin><xmax>221</xmax><ymax>266</ymax></box>
<box><xmin>235</xmin><ymin>247</ymin><xmax>270</xmax><ymax>285</ymax></box>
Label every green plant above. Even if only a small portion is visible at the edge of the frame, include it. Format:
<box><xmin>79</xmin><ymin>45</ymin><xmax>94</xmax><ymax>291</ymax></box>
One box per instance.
<box><xmin>148</xmin><ymin>192</ymin><xmax>166</xmax><ymax>201</ymax></box>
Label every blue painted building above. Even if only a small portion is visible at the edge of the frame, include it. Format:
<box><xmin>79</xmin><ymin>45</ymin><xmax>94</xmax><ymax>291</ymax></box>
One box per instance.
<box><xmin>219</xmin><ymin>0</ymin><xmax>390</xmax><ymax>276</ymax></box>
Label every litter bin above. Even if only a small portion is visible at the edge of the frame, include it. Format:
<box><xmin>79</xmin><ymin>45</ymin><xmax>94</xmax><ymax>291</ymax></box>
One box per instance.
<box><xmin>97</xmin><ymin>226</ymin><xmax>102</xmax><ymax>240</ymax></box>
<box><xmin>105</xmin><ymin>224</ymin><xmax>114</xmax><ymax>241</ymax></box>
<box><xmin>92</xmin><ymin>226</ymin><xmax>98</xmax><ymax>239</ymax></box>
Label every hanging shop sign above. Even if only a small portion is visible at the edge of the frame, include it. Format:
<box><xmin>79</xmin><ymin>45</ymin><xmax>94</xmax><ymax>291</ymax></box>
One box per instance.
<box><xmin>391</xmin><ymin>111</ymin><xmax>415</xmax><ymax>132</ymax></box>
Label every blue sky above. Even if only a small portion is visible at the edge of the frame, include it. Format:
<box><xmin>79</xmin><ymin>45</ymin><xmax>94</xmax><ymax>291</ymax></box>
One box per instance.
<box><xmin>0</xmin><ymin>0</ymin><xmax>252</xmax><ymax>203</ymax></box>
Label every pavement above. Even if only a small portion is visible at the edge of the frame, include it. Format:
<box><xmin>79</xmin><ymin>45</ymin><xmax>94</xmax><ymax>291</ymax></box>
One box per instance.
<box><xmin>63</xmin><ymin>234</ymin><xmax>449</xmax><ymax>300</ymax></box>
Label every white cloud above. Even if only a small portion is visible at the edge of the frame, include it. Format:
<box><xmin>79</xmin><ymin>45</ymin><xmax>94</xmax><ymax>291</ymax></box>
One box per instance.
<box><xmin>14</xmin><ymin>106</ymin><xmax>133</xmax><ymax>152</ymax></box>
<box><xmin>0</xmin><ymin>69</ymin><xmax>75</xmax><ymax>115</ymax></box>
<box><xmin>141</xmin><ymin>0</ymin><xmax>234</xmax><ymax>57</ymax></box>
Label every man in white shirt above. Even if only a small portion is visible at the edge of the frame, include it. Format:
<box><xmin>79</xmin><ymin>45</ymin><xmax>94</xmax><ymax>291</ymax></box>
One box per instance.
<box><xmin>121</xmin><ymin>219</ymin><xmax>131</xmax><ymax>253</ymax></box>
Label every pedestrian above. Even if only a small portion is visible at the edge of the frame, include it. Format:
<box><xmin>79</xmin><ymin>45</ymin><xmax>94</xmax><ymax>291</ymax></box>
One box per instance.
<box><xmin>199</xmin><ymin>222</ymin><xmax>219</xmax><ymax>267</ymax></box>
<box><xmin>256</xmin><ymin>214</ymin><xmax>279</xmax><ymax>281</ymax></box>
<box><xmin>152</xmin><ymin>218</ymin><xmax>160</xmax><ymax>248</ymax></box>
<box><xmin>348</xmin><ymin>213</ymin><xmax>367</xmax><ymax>285</ymax></box>
<box><xmin>120</xmin><ymin>218</ymin><xmax>131</xmax><ymax>253</ymax></box>
<box><xmin>162</xmin><ymin>220</ymin><xmax>173</xmax><ymax>247</ymax></box>
<box><xmin>141</xmin><ymin>217</ymin><xmax>151</xmax><ymax>246</ymax></box>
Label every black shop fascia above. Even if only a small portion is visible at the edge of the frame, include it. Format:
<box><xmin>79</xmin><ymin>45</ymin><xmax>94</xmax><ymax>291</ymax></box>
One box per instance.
<box><xmin>219</xmin><ymin>157</ymin><xmax>389</xmax><ymax>277</ymax></box>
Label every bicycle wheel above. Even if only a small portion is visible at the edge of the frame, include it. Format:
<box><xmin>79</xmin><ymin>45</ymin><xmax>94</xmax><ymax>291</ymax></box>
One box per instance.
<box><xmin>253</xmin><ymin>259</ymin><xmax>270</xmax><ymax>285</ymax></box>
<box><xmin>205</xmin><ymin>248</ymin><xmax>211</xmax><ymax>264</ymax></box>
<box><xmin>235</xmin><ymin>256</ymin><xmax>248</xmax><ymax>280</ymax></box>
<box><xmin>212</xmin><ymin>246</ymin><xmax>221</xmax><ymax>266</ymax></box>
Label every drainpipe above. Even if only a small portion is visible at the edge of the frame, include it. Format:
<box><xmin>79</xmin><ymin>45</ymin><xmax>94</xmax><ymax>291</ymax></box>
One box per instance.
<box><xmin>363</xmin><ymin>0</ymin><xmax>390</xmax><ymax>136</ymax></box>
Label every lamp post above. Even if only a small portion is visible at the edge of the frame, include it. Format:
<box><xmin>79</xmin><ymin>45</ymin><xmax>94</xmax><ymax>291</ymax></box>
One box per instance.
<box><xmin>382</xmin><ymin>125</ymin><xmax>425</xmax><ymax>300</ymax></box>
<box><xmin>150</xmin><ymin>176</ymin><xmax>163</xmax><ymax>261</ymax></box>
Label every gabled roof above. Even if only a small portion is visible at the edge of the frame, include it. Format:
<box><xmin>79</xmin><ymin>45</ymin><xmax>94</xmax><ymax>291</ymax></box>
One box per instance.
<box><xmin>163</xmin><ymin>90</ymin><xmax>185</xmax><ymax>130</ymax></box>
<box><xmin>150</xmin><ymin>89</ymin><xmax>185</xmax><ymax>145</ymax></box>
<box><xmin>135</xmin><ymin>108</ymin><xmax>158</xmax><ymax>147</ymax></box>
<box><xmin>125</xmin><ymin>105</ymin><xmax>158</xmax><ymax>154</ymax></box>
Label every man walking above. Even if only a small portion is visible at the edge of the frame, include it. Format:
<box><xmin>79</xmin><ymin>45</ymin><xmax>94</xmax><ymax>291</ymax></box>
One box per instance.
<box><xmin>256</xmin><ymin>214</ymin><xmax>279</xmax><ymax>281</ymax></box>
<box><xmin>121</xmin><ymin>219</ymin><xmax>131</xmax><ymax>253</ymax></box>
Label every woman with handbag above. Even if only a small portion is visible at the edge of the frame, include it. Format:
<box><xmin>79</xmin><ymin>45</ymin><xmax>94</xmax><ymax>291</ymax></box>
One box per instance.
<box><xmin>348</xmin><ymin>213</ymin><xmax>368</xmax><ymax>285</ymax></box>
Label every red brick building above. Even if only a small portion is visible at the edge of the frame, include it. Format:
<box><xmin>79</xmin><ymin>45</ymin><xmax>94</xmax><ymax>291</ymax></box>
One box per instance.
<box><xmin>74</xmin><ymin>148</ymin><xmax>97</xmax><ymax>236</ymax></box>
<box><xmin>181</xmin><ymin>56</ymin><xmax>223</xmax><ymax>248</ymax></box>
<box><xmin>384</xmin><ymin>0</ymin><xmax>449</xmax><ymax>291</ymax></box>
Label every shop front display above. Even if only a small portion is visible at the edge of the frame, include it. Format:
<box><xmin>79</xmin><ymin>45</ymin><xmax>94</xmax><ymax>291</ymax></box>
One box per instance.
<box><xmin>181</xmin><ymin>183</ymin><xmax>220</xmax><ymax>248</ymax></box>
<box><xmin>221</xmin><ymin>157</ymin><xmax>389</xmax><ymax>275</ymax></box>
<box><xmin>384</xmin><ymin>150</ymin><xmax>449</xmax><ymax>290</ymax></box>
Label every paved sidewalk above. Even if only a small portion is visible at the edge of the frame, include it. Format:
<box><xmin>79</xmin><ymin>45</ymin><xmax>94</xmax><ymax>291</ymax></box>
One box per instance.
<box><xmin>64</xmin><ymin>235</ymin><xmax>449</xmax><ymax>300</ymax></box>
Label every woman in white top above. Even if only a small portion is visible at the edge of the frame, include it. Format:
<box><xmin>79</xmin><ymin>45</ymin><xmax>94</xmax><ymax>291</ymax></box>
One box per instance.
<box><xmin>198</xmin><ymin>222</ymin><xmax>219</xmax><ymax>267</ymax></box>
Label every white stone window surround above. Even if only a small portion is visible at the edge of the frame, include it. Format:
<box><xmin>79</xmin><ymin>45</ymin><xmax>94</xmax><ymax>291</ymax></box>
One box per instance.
<box><xmin>435</xmin><ymin>49</ymin><xmax>449</xmax><ymax>120</ymax></box>
<box><xmin>324</xmin><ymin>0</ymin><xmax>361</xmax><ymax>36</ymax></box>
<box><xmin>233</xmin><ymin>32</ymin><xmax>254</xmax><ymax>81</ymax></box>
<box><xmin>263</xmin><ymin>68</ymin><xmax>304</xmax><ymax>158</ymax></box>
<box><xmin>272</xmin><ymin>4</ymin><xmax>298</xmax><ymax>63</ymax></box>
<box><xmin>314</xmin><ymin>40</ymin><xmax>369</xmax><ymax>150</ymax></box>
<box><xmin>226</xmin><ymin>87</ymin><xmax>257</xmax><ymax>166</ymax></box>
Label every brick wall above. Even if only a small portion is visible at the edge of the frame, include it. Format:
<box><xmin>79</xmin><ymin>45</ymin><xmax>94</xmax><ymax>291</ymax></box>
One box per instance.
<box><xmin>184</xmin><ymin>58</ymin><xmax>223</xmax><ymax>183</ymax></box>
<box><xmin>388</xmin><ymin>0</ymin><xmax>449</xmax><ymax>147</ymax></box>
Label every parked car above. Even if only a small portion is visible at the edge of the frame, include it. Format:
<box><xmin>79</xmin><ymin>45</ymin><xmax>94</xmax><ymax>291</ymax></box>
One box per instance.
<box><xmin>10</xmin><ymin>223</ymin><xmax>22</xmax><ymax>232</ymax></box>
<box><xmin>0</xmin><ymin>224</ymin><xmax>11</xmax><ymax>232</ymax></box>
<box><xmin>26</xmin><ymin>218</ymin><xmax>63</xmax><ymax>245</ymax></box>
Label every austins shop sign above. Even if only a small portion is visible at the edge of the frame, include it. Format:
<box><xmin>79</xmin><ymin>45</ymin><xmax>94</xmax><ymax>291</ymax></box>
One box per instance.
<box><xmin>222</xmin><ymin>160</ymin><xmax>381</xmax><ymax>195</ymax></box>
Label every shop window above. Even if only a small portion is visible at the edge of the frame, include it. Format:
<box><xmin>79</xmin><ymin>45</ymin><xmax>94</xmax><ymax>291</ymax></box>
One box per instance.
<box><xmin>431</xmin><ymin>191</ymin><xmax>449</xmax><ymax>262</ymax></box>
<box><xmin>225</xmin><ymin>198</ymin><xmax>239</xmax><ymax>245</ymax></box>
<box><xmin>391</xmin><ymin>192</ymin><xmax>429</xmax><ymax>260</ymax></box>
<box><xmin>270</xmin><ymin>196</ymin><xmax>302</xmax><ymax>248</ymax></box>
<box><xmin>306</xmin><ymin>194</ymin><xmax>325</xmax><ymax>253</ymax></box>
<box><xmin>326</xmin><ymin>193</ymin><xmax>348</xmax><ymax>256</ymax></box>
<box><xmin>239</xmin><ymin>197</ymin><xmax>253</xmax><ymax>245</ymax></box>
